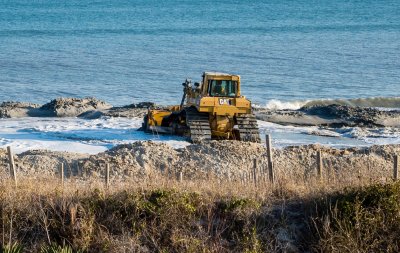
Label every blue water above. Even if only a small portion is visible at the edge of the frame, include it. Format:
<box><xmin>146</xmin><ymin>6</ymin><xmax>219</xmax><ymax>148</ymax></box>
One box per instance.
<box><xmin>0</xmin><ymin>0</ymin><xmax>399</xmax><ymax>106</ymax></box>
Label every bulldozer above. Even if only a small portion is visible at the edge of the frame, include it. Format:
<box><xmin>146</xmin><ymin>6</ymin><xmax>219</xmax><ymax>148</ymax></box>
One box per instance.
<box><xmin>142</xmin><ymin>72</ymin><xmax>261</xmax><ymax>143</ymax></box>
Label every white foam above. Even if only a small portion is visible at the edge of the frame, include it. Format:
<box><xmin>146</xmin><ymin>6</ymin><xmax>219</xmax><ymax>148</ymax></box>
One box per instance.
<box><xmin>260</xmin><ymin>97</ymin><xmax>400</xmax><ymax>111</ymax></box>
<box><xmin>0</xmin><ymin>117</ymin><xmax>190</xmax><ymax>154</ymax></box>
<box><xmin>335</xmin><ymin>127</ymin><xmax>400</xmax><ymax>145</ymax></box>
<box><xmin>256</xmin><ymin>120</ymin><xmax>398</xmax><ymax>148</ymax></box>
<box><xmin>264</xmin><ymin>99</ymin><xmax>308</xmax><ymax>110</ymax></box>
<box><xmin>0</xmin><ymin>117</ymin><xmax>398</xmax><ymax>154</ymax></box>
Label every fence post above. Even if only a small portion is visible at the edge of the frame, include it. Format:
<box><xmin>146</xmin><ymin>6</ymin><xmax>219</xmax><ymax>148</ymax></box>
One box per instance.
<box><xmin>7</xmin><ymin>146</ymin><xmax>17</xmax><ymax>187</ymax></box>
<box><xmin>60</xmin><ymin>163</ymin><xmax>64</xmax><ymax>187</ymax></box>
<box><xmin>394</xmin><ymin>155</ymin><xmax>399</xmax><ymax>181</ymax></box>
<box><xmin>105</xmin><ymin>163</ymin><xmax>110</xmax><ymax>188</ymax></box>
<box><xmin>78</xmin><ymin>161</ymin><xmax>83</xmax><ymax>177</ymax></box>
<box><xmin>179</xmin><ymin>171</ymin><xmax>183</xmax><ymax>182</ymax></box>
<box><xmin>317</xmin><ymin>150</ymin><xmax>323</xmax><ymax>180</ymax></box>
<box><xmin>253</xmin><ymin>159</ymin><xmax>258</xmax><ymax>187</ymax></box>
<box><xmin>266</xmin><ymin>134</ymin><xmax>275</xmax><ymax>183</ymax></box>
<box><xmin>167</xmin><ymin>157</ymin><xmax>173</xmax><ymax>179</ymax></box>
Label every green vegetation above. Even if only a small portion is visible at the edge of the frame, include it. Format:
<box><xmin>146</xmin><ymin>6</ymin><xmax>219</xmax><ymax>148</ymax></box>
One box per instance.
<box><xmin>0</xmin><ymin>186</ymin><xmax>268</xmax><ymax>252</ymax></box>
<box><xmin>312</xmin><ymin>182</ymin><xmax>400</xmax><ymax>252</ymax></box>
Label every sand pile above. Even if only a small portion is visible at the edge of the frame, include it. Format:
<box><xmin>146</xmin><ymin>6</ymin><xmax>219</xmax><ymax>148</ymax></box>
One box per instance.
<box><xmin>77</xmin><ymin>141</ymin><xmax>271</xmax><ymax>180</ymax></box>
<box><xmin>176</xmin><ymin>141</ymin><xmax>267</xmax><ymax>178</ymax></box>
<box><xmin>0</xmin><ymin>97</ymin><xmax>155</xmax><ymax>119</ymax></box>
<box><xmin>273</xmin><ymin>144</ymin><xmax>398</xmax><ymax>185</ymax></box>
<box><xmin>40</xmin><ymin>97</ymin><xmax>112</xmax><ymax>117</ymax></box>
<box><xmin>0</xmin><ymin>142</ymin><xmax>398</xmax><ymax>183</ymax></box>
<box><xmin>81</xmin><ymin>142</ymin><xmax>178</xmax><ymax>178</ymax></box>
<box><xmin>0</xmin><ymin>97</ymin><xmax>113</xmax><ymax>118</ymax></box>
<box><xmin>0</xmin><ymin>102</ymin><xmax>41</xmax><ymax>118</ymax></box>
<box><xmin>15</xmin><ymin>150</ymin><xmax>88</xmax><ymax>177</ymax></box>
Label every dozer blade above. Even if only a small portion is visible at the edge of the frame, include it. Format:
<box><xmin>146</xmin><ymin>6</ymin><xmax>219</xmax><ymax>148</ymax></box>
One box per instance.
<box><xmin>142</xmin><ymin>109</ymin><xmax>173</xmax><ymax>133</ymax></box>
<box><xmin>147</xmin><ymin>126</ymin><xmax>174</xmax><ymax>134</ymax></box>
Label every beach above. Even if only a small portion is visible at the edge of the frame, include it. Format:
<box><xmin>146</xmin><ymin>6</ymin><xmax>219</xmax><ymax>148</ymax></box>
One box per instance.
<box><xmin>0</xmin><ymin>97</ymin><xmax>399</xmax><ymax>155</ymax></box>
<box><xmin>0</xmin><ymin>97</ymin><xmax>398</xmax><ymax>181</ymax></box>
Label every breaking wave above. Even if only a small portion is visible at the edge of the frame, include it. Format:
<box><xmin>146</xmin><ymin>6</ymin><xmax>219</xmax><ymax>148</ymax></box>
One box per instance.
<box><xmin>264</xmin><ymin>99</ymin><xmax>309</xmax><ymax>110</ymax></box>
<box><xmin>263</xmin><ymin>97</ymin><xmax>400</xmax><ymax>110</ymax></box>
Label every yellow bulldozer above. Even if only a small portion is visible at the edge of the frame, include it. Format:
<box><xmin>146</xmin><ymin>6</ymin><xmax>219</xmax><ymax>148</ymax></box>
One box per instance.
<box><xmin>142</xmin><ymin>72</ymin><xmax>261</xmax><ymax>143</ymax></box>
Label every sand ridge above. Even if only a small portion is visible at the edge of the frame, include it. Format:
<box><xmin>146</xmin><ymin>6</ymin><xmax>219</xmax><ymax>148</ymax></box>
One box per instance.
<box><xmin>1</xmin><ymin>141</ymin><xmax>398</xmax><ymax>182</ymax></box>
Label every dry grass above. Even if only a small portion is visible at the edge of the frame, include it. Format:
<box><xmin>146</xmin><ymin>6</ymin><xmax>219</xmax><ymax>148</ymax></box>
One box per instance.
<box><xmin>0</xmin><ymin>165</ymin><xmax>399</xmax><ymax>252</ymax></box>
<box><xmin>311</xmin><ymin>182</ymin><xmax>400</xmax><ymax>252</ymax></box>
<box><xmin>0</xmin><ymin>177</ymin><xmax>273</xmax><ymax>252</ymax></box>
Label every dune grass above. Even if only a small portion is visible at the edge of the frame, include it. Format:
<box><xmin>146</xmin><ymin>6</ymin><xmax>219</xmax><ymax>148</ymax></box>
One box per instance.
<box><xmin>0</xmin><ymin>171</ymin><xmax>399</xmax><ymax>252</ymax></box>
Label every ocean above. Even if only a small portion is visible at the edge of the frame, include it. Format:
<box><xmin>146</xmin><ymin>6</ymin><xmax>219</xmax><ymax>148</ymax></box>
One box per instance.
<box><xmin>0</xmin><ymin>0</ymin><xmax>399</xmax><ymax>106</ymax></box>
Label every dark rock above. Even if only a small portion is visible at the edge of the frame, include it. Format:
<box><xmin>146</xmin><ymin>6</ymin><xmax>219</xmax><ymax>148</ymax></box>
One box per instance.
<box><xmin>133</xmin><ymin>102</ymin><xmax>156</xmax><ymax>108</ymax></box>
<box><xmin>300</xmin><ymin>104</ymin><xmax>390</xmax><ymax>127</ymax></box>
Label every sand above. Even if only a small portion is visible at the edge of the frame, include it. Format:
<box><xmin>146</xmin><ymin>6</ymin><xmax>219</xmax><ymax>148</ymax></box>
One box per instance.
<box><xmin>0</xmin><ymin>97</ymin><xmax>399</xmax><ymax>180</ymax></box>
<box><xmin>1</xmin><ymin>141</ymin><xmax>398</xmax><ymax>182</ymax></box>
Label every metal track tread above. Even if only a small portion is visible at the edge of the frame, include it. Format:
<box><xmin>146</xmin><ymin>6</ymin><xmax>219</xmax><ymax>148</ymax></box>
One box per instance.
<box><xmin>185</xmin><ymin>107</ymin><xmax>212</xmax><ymax>143</ymax></box>
<box><xmin>236</xmin><ymin>114</ymin><xmax>261</xmax><ymax>143</ymax></box>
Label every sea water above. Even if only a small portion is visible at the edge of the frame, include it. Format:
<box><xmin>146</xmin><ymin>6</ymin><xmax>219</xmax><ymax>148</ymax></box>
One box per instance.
<box><xmin>0</xmin><ymin>0</ymin><xmax>399</xmax><ymax>106</ymax></box>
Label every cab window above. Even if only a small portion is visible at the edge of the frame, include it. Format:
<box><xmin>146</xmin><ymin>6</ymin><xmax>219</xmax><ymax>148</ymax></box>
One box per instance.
<box><xmin>208</xmin><ymin>80</ymin><xmax>237</xmax><ymax>97</ymax></box>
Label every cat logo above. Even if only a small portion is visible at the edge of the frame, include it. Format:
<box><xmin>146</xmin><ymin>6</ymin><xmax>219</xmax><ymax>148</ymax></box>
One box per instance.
<box><xmin>219</xmin><ymin>98</ymin><xmax>231</xmax><ymax>105</ymax></box>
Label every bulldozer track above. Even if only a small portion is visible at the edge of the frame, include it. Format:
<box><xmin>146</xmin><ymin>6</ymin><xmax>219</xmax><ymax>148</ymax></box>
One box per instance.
<box><xmin>235</xmin><ymin>114</ymin><xmax>261</xmax><ymax>143</ymax></box>
<box><xmin>185</xmin><ymin>107</ymin><xmax>211</xmax><ymax>143</ymax></box>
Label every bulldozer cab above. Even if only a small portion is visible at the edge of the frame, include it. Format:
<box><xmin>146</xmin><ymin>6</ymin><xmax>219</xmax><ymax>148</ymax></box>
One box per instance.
<box><xmin>201</xmin><ymin>72</ymin><xmax>241</xmax><ymax>98</ymax></box>
<box><xmin>182</xmin><ymin>72</ymin><xmax>250</xmax><ymax>115</ymax></box>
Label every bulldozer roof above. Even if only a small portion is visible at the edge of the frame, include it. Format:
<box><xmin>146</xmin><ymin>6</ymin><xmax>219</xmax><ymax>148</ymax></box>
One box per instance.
<box><xmin>204</xmin><ymin>71</ymin><xmax>239</xmax><ymax>77</ymax></box>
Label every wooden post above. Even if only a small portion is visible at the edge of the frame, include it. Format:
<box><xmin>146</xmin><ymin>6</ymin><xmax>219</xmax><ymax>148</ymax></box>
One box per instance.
<box><xmin>179</xmin><ymin>171</ymin><xmax>183</xmax><ymax>182</ymax></box>
<box><xmin>78</xmin><ymin>161</ymin><xmax>83</xmax><ymax>177</ymax></box>
<box><xmin>317</xmin><ymin>150</ymin><xmax>322</xmax><ymax>180</ymax></box>
<box><xmin>7</xmin><ymin>146</ymin><xmax>17</xmax><ymax>187</ymax></box>
<box><xmin>60</xmin><ymin>163</ymin><xmax>64</xmax><ymax>187</ymax></box>
<box><xmin>394</xmin><ymin>155</ymin><xmax>399</xmax><ymax>181</ymax></box>
<box><xmin>253</xmin><ymin>159</ymin><xmax>258</xmax><ymax>186</ymax></box>
<box><xmin>105</xmin><ymin>163</ymin><xmax>110</xmax><ymax>188</ymax></box>
<box><xmin>167</xmin><ymin>157</ymin><xmax>173</xmax><ymax>179</ymax></box>
<box><xmin>266</xmin><ymin>135</ymin><xmax>275</xmax><ymax>183</ymax></box>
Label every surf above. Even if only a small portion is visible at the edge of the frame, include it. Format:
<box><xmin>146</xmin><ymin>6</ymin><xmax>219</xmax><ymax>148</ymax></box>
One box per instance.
<box><xmin>262</xmin><ymin>97</ymin><xmax>400</xmax><ymax>110</ymax></box>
